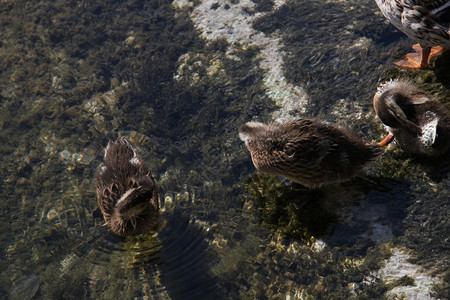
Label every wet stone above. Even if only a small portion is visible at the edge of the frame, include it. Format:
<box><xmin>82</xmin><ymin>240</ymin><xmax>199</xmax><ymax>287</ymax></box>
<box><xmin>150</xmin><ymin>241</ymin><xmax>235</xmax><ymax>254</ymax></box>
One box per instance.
<box><xmin>46</xmin><ymin>209</ymin><xmax>58</xmax><ymax>221</ymax></box>
<box><xmin>59</xmin><ymin>150</ymin><xmax>71</xmax><ymax>161</ymax></box>
<box><xmin>10</xmin><ymin>274</ymin><xmax>40</xmax><ymax>300</ymax></box>
<box><xmin>74</xmin><ymin>153</ymin><xmax>94</xmax><ymax>165</ymax></box>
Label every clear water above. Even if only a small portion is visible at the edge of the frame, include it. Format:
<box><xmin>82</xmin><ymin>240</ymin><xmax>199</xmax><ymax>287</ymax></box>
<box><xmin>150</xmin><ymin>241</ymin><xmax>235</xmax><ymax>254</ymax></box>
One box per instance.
<box><xmin>1</xmin><ymin>0</ymin><xmax>449</xmax><ymax>299</ymax></box>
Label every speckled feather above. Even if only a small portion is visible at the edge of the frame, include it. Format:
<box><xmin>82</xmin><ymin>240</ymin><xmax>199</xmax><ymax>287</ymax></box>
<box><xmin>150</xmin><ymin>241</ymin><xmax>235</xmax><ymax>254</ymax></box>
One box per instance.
<box><xmin>239</xmin><ymin>119</ymin><xmax>382</xmax><ymax>188</ymax></box>
<box><xmin>95</xmin><ymin>139</ymin><xmax>159</xmax><ymax>236</ymax></box>
<box><xmin>374</xmin><ymin>0</ymin><xmax>450</xmax><ymax>49</ymax></box>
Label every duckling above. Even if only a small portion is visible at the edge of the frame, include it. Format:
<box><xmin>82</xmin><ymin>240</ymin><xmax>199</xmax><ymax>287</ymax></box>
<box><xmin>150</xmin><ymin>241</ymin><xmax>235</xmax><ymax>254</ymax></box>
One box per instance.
<box><xmin>239</xmin><ymin>119</ymin><xmax>382</xmax><ymax>188</ymax></box>
<box><xmin>374</xmin><ymin>0</ymin><xmax>450</xmax><ymax>69</ymax></box>
<box><xmin>95</xmin><ymin>139</ymin><xmax>159</xmax><ymax>236</ymax></box>
<box><xmin>373</xmin><ymin>79</ymin><xmax>450</xmax><ymax>156</ymax></box>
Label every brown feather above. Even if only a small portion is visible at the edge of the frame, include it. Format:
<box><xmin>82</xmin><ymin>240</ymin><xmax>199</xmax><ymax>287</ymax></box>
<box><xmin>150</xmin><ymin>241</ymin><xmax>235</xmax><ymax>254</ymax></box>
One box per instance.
<box><xmin>95</xmin><ymin>139</ymin><xmax>159</xmax><ymax>236</ymax></box>
<box><xmin>374</xmin><ymin>80</ymin><xmax>450</xmax><ymax>156</ymax></box>
<box><xmin>239</xmin><ymin>119</ymin><xmax>382</xmax><ymax>188</ymax></box>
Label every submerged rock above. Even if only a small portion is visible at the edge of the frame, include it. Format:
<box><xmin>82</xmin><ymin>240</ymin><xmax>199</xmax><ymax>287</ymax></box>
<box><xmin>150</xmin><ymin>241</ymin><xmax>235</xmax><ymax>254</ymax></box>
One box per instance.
<box><xmin>10</xmin><ymin>273</ymin><xmax>40</xmax><ymax>300</ymax></box>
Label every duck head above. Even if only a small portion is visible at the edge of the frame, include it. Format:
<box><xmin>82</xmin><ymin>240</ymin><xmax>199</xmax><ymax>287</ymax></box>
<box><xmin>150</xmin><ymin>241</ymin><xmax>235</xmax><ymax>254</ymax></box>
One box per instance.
<box><xmin>373</xmin><ymin>80</ymin><xmax>450</xmax><ymax>156</ymax></box>
<box><xmin>373</xmin><ymin>80</ymin><xmax>429</xmax><ymax>137</ymax></box>
<box><xmin>239</xmin><ymin>122</ymin><xmax>270</xmax><ymax>147</ymax></box>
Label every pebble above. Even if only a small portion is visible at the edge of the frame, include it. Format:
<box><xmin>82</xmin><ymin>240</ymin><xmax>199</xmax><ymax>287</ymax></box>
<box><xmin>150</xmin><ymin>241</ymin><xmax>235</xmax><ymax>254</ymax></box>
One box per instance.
<box><xmin>47</xmin><ymin>209</ymin><xmax>58</xmax><ymax>221</ymax></box>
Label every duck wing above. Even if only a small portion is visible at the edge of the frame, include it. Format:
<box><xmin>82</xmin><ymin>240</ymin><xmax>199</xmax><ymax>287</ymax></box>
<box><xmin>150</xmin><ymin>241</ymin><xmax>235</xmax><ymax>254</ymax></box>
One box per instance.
<box><xmin>410</xmin><ymin>0</ymin><xmax>449</xmax><ymax>12</ymax></box>
<box><xmin>399</xmin><ymin>1</ymin><xmax>450</xmax><ymax>47</ymax></box>
<box><xmin>279</xmin><ymin>119</ymin><xmax>333</xmax><ymax>166</ymax></box>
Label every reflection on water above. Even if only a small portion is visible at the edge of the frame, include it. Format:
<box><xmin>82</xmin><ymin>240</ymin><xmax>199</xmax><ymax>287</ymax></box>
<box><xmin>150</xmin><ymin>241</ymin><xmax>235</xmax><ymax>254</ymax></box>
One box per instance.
<box><xmin>0</xmin><ymin>0</ymin><xmax>449</xmax><ymax>299</ymax></box>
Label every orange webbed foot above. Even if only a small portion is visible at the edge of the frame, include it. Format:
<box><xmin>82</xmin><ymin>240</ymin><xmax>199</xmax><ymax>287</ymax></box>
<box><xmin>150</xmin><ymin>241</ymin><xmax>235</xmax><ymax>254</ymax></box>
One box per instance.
<box><xmin>394</xmin><ymin>44</ymin><xmax>446</xmax><ymax>69</ymax></box>
<box><xmin>420</xmin><ymin>44</ymin><xmax>445</xmax><ymax>58</ymax></box>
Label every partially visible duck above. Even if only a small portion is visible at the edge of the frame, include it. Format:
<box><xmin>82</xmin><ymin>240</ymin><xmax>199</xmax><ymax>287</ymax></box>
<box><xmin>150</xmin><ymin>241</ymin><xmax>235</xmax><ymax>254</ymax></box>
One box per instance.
<box><xmin>95</xmin><ymin>139</ymin><xmax>159</xmax><ymax>236</ymax></box>
<box><xmin>373</xmin><ymin>79</ymin><xmax>450</xmax><ymax>156</ymax></box>
<box><xmin>239</xmin><ymin>119</ymin><xmax>382</xmax><ymax>188</ymax></box>
<box><xmin>374</xmin><ymin>0</ymin><xmax>450</xmax><ymax>69</ymax></box>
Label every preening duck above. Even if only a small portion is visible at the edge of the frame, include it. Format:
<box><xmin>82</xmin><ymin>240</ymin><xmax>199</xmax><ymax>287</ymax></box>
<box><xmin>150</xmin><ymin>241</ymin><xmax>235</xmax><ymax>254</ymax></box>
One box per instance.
<box><xmin>374</xmin><ymin>79</ymin><xmax>450</xmax><ymax>156</ymax></box>
<box><xmin>95</xmin><ymin>139</ymin><xmax>159</xmax><ymax>236</ymax></box>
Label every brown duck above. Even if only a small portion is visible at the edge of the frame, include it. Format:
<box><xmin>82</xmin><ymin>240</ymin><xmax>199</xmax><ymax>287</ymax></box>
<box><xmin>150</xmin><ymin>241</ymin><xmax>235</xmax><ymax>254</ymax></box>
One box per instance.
<box><xmin>239</xmin><ymin>119</ymin><xmax>382</xmax><ymax>188</ymax></box>
<box><xmin>95</xmin><ymin>139</ymin><xmax>159</xmax><ymax>236</ymax></box>
<box><xmin>374</xmin><ymin>79</ymin><xmax>450</xmax><ymax>156</ymax></box>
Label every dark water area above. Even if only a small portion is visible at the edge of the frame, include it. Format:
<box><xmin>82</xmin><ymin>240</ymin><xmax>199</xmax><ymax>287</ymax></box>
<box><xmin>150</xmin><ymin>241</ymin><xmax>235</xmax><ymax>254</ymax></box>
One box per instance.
<box><xmin>1</xmin><ymin>0</ymin><xmax>449</xmax><ymax>299</ymax></box>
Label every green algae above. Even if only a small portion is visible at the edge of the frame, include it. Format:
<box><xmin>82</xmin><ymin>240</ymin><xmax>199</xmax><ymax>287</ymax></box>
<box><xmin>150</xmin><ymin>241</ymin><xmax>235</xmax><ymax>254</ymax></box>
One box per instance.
<box><xmin>388</xmin><ymin>275</ymin><xmax>415</xmax><ymax>289</ymax></box>
<box><xmin>252</xmin><ymin>0</ymin><xmax>275</xmax><ymax>12</ymax></box>
<box><xmin>0</xmin><ymin>0</ymin><xmax>449</xmax><ymax>299</ymax></box>
<box><xmin>0</xmin><ymin>0</ymin><xmax>276</xmax><ymax>297</ymax></box>
<box><xmin>244</xmin><ymin>173</ymin><xmax>338</xmax><ymax>243</ymax></box>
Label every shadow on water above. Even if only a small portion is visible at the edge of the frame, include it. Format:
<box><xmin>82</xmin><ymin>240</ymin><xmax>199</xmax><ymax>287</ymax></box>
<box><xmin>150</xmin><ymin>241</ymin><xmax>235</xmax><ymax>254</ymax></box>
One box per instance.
<box><xmin>240</xmin><ymin>172</ymin><xmax>422</xmax><ymax>298</ymax></box>
<box><xmin>252</xmin><ymin>0</ymin><xmax>409</xmax><ymax>119</ymax></box>
<box><xmin>434</xmin><ymin>51</ymin><xmax>450</xmax><ymax>89</ymax></box>
<box><xmin>326</xmin><ymin>177</ymin><xmax>413</xmax><ymax>247</ymax></box>
<box><xmin>245</xmin><ymin>173</ymin><xmax>338</xmax><ymax>243</ymax></box>
<box><xmin>245</xmin><ymin>173</ymin><xmax>413</xmax><ymax>246</ymax></box>
<box><xmin>158</xmin><ymin>211</ymin><xmax>221</xmax><ymax>299</ymax></box>
<box><xmin>1</xmin><ymin>0</ymin><xmax>449</xmax><ymax>298</ymax></box>
<box><xmin>408</xmin><ymin>153</ymin><xmax>450</xmax><ymax>182</ymax></box>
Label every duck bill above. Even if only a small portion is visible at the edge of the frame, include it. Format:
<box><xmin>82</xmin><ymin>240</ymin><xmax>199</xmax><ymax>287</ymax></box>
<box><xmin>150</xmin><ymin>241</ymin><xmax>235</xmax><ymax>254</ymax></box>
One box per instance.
<box><xmin>406</xmin><ymin>120</ymin><xmax>423</xmax><ymax>136</ymax></box>
<box><xmin>377</xmin><ymin>133</ymin><xmax>394</xmax><ymax>147</ymax></box>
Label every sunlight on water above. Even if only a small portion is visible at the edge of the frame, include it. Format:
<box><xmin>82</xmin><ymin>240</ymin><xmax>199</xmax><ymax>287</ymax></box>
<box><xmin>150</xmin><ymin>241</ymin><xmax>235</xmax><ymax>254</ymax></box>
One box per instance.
<box><xmin>0</xmin><ymin>0</ymin><xmax>449</xmax><ymax>299</ymax></box>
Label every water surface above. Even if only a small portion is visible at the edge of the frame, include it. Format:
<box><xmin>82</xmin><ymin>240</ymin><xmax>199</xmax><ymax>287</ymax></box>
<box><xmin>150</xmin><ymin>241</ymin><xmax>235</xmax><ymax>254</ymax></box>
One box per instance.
<box><xmin>1</xmin><ymin>0</ymin><xmax>449</xmax><ymax>299</ymax></box>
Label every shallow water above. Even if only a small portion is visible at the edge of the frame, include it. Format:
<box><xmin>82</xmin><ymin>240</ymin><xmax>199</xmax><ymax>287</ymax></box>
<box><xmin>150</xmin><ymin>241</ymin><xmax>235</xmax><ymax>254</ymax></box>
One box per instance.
<box><xmin>1</xmin><ymin>0</ymin><xmax>449</xmax><ymax>299</ymax></box>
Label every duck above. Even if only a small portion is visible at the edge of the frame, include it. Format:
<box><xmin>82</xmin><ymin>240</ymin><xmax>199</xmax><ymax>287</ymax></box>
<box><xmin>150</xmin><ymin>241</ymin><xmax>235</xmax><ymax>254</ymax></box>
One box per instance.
<box><xmin>373</xmin><ymin>79</ymin><xmax>450</xmax><ymax>156</ymax></box>
<box><xmin>373</xmin><ymin>0</ymin><xmax>450</xmax><ymax>69</ymax></box>
<box><xmin>239</xmin><ymin>119</ymin><xmax>383</xmax><ymax>188</ymax></box>
<box><xmin>95</xmin><ymin>139</ymin><xmax>159</xmax><ymax>236</ymax></box>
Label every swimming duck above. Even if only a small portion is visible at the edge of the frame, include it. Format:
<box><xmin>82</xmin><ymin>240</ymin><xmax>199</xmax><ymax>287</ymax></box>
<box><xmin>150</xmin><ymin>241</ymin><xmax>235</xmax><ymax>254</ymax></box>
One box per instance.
<box><xmin>239</xmin><ymin>119</ymin><xmax>382</xmax><ymax>188</ymax></box>
<box><xmin>374</xmin><ymin>0</ymin><xmax>450</xmax><ymax>69</ymax></box>
<box><xmin>95</xmin><ymin>139</ymin><xmax>159</xmax><ymax>236</ymax></box>
<box><xmin>373</xmin><ymin>79</ymin><xmax>450</xmax><ymax>156</ymax></box>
